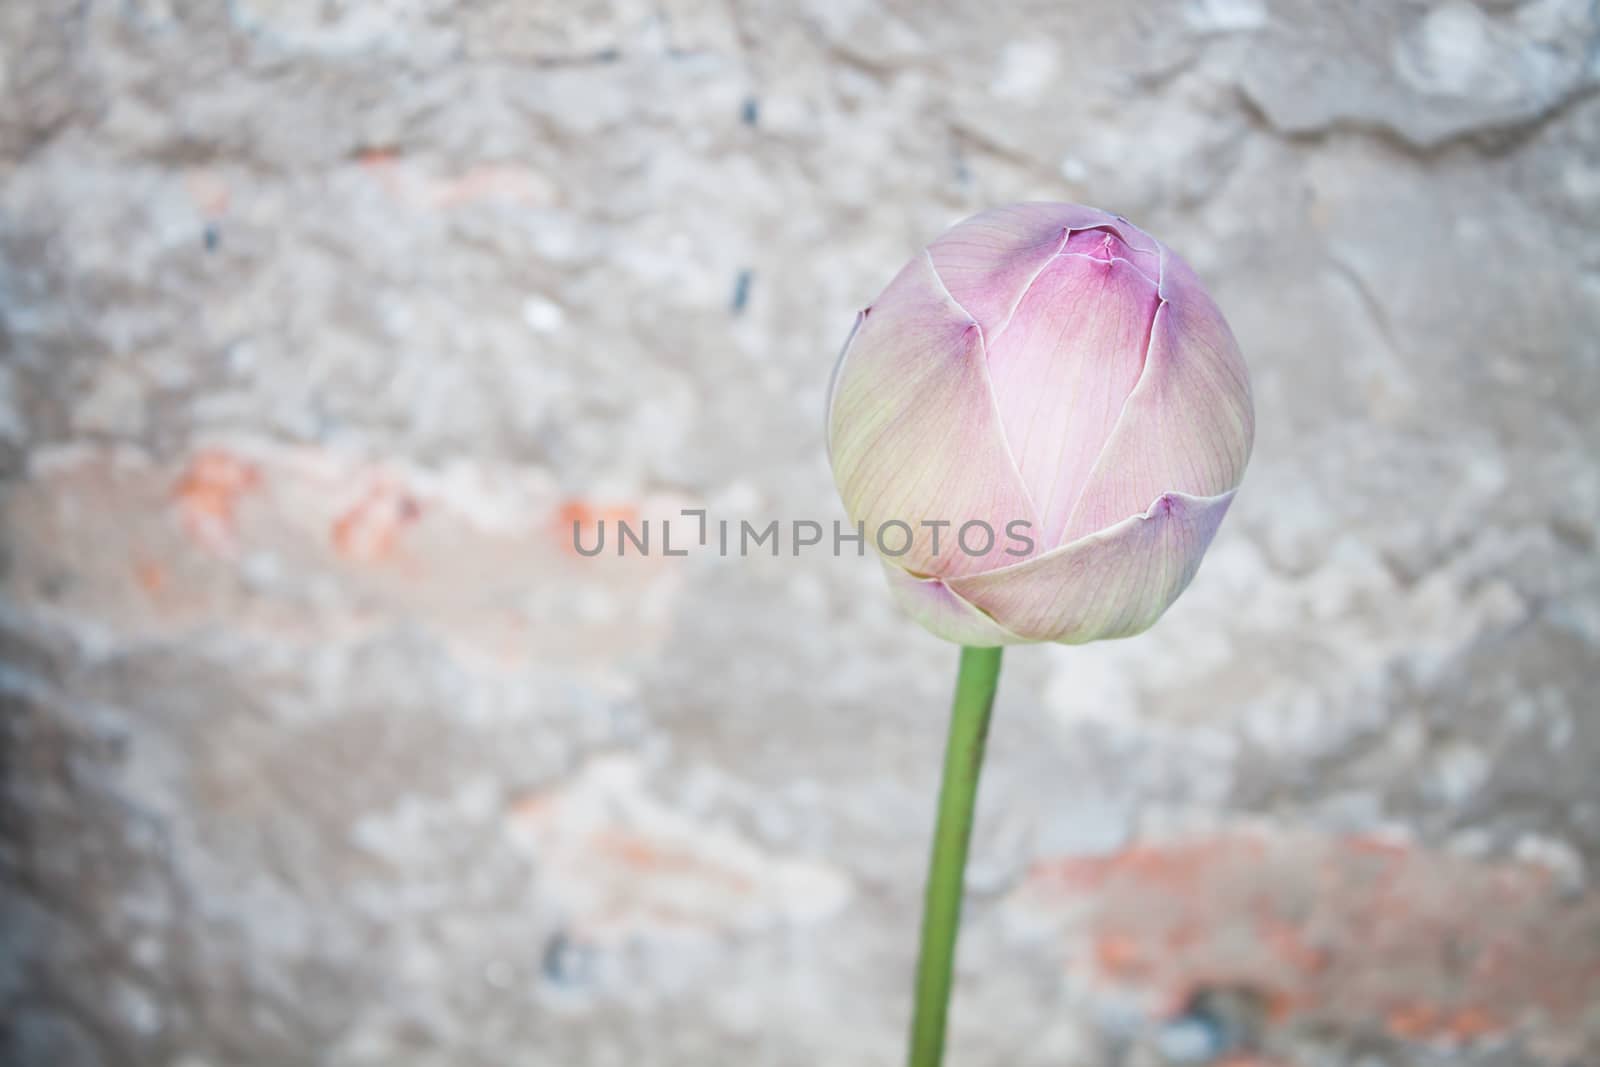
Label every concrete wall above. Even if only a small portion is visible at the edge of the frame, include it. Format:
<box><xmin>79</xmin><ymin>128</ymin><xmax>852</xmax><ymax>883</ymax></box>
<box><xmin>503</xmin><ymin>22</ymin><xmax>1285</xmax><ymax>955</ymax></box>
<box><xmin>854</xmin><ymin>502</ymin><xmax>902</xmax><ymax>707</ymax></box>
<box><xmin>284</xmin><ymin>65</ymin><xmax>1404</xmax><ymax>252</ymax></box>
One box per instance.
<box><xmin>2</xmin><ymin>1</ymin><xmax>1598</xmax><ymax>1065</ymax></box>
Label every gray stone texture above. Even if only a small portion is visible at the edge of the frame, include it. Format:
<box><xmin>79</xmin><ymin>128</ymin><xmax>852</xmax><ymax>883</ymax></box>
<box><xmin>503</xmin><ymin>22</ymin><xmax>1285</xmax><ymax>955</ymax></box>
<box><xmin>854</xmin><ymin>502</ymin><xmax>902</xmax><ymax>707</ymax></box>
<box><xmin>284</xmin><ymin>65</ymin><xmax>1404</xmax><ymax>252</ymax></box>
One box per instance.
<box><xmin>2</xmin><ymin>1</ymin><xmax>1598</xmax><ymax>1065</ymax></box>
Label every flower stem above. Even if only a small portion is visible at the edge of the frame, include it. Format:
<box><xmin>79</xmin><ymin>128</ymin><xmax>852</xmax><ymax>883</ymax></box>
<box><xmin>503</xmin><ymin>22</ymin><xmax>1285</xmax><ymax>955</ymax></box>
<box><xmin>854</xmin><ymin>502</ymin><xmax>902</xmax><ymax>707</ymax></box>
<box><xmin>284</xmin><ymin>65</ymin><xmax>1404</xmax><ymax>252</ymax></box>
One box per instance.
<box><xmin>908</xmin><ymin>644</ymin><xmax>1003</xmax><ymax>1067</ymax></box>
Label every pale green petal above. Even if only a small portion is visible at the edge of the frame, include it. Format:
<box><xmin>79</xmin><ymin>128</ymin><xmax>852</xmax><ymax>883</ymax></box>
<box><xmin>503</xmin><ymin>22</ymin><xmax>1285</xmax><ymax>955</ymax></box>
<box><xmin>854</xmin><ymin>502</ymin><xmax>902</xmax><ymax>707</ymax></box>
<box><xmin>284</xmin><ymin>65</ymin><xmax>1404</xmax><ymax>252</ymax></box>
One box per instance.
<box><xmin>827</xmin><ymin>252</ymin><xmax>1040</xmax><ymax>578</ymax></box>
<box><xmin>881</xmin><ymin>563</ymin><xmax>1032</xmax><ymax>647</ymax></box>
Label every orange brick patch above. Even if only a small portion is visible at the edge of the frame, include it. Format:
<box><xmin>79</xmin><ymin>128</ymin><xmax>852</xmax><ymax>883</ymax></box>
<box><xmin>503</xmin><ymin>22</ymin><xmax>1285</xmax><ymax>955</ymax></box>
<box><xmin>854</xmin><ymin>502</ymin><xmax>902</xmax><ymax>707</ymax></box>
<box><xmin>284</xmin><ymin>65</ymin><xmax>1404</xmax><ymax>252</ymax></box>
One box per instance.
<box><xmin>171</xmin><ymin>449</ymin><xmax>260</xmax><ymax>554</ymax></box>
<box><xmin>331</xmin><ymin>482</ymin><xmax>422</xmax><ymax>563</ymax></box>
<box><xmin>1010</xmin><ymin>829</ymin><xmax>1600</xmax><ymax>1053</ymax></box>
<box><xmin>552</xmin><ymin>498</ymin><xmax>639</xmax><ymax>556</ymax></box>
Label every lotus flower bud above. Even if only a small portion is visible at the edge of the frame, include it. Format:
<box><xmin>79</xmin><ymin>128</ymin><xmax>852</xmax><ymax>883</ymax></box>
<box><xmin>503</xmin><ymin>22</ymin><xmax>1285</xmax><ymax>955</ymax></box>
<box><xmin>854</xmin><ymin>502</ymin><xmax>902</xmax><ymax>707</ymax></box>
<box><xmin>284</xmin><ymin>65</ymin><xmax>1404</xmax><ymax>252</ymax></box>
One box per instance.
<box><xmin>826</xmin><ymin>203</ymin><xmax>1253</xmax><ymax>646</ymax></box>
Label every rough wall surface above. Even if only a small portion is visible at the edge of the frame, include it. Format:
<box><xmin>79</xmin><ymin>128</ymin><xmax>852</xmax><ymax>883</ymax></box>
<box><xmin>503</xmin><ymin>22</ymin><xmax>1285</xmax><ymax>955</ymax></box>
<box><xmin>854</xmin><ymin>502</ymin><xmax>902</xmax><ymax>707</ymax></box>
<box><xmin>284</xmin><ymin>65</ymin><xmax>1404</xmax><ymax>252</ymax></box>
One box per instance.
<box><xmin>2</xmin><ymin>1</ymin><xmax>1599</xmax><ymax>1065</ymax></box>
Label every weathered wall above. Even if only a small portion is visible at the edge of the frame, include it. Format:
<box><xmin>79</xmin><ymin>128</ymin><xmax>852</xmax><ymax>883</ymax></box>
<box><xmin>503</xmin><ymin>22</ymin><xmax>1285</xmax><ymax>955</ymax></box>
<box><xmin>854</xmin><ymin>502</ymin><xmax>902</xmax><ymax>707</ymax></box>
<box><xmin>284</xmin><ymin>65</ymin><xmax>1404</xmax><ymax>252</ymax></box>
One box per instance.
<box><xmin>2</xmin><ymin>2</ymin><xmax>1598</xmax><ymax>1065</ymax></box>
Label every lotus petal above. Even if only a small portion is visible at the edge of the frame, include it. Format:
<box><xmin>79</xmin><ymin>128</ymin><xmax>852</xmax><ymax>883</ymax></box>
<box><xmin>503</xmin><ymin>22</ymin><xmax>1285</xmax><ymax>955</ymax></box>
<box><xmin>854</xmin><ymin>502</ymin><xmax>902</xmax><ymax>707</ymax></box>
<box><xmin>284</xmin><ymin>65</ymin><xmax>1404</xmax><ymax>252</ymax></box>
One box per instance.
<box><xmin>1057</xmin><ymin>247</ymin><xmax>1254</xmax><ymax>545</ymax></box>
<box><xmin>948</xmin><ymin>490</ymin><xmax>1236</xmax><ymax>643</ymax></box>
<box><xmin>881</xmin><ymin>564</ymin><xmax>1029</xmax><ymax>647</ymax></box>
<box><xmin>827</xmin><ymin>252</ymin><xmax>1040</xmax><ymax>577</ymax></box>
<box><xmin>985</xmin><ymin>248</ymin><xmax>1159</xmax><ymax>546</ymax></box>
<box><xmin>925</xmin><ymin>203</ymin><xmax>1160</xmax><ymax>338</ymax></box>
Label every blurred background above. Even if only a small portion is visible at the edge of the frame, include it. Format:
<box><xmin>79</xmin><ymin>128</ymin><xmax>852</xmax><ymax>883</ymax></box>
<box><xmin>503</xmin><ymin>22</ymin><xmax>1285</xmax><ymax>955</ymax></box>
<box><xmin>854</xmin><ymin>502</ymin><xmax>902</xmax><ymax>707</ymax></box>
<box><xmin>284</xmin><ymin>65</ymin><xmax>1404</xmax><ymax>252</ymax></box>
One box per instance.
<box><xmin>2</xmin><ymin>1</ymin><xmax>1599</xmax><ymax>1065</ymax></box>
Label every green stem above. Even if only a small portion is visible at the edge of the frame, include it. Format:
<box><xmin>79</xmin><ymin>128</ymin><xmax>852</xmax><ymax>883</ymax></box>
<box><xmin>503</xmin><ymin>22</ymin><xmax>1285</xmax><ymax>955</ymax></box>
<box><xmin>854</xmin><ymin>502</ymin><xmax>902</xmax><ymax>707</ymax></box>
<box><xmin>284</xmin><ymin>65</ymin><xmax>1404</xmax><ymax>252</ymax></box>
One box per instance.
<box><xmin>908</xmin><ymin>645</ymin><xmax>1003</xmax><ymax>1067</ymax></box>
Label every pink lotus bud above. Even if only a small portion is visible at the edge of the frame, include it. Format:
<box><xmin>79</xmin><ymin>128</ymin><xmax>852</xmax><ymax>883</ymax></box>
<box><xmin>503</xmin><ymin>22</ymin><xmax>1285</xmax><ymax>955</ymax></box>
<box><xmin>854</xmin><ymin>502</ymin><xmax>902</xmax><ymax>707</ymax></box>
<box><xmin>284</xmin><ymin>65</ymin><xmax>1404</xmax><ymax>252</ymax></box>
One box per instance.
<box><xmin>826</xmin><ymin>203</ymin><xmax>1253</xmax><ymax>645</ymax></box>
